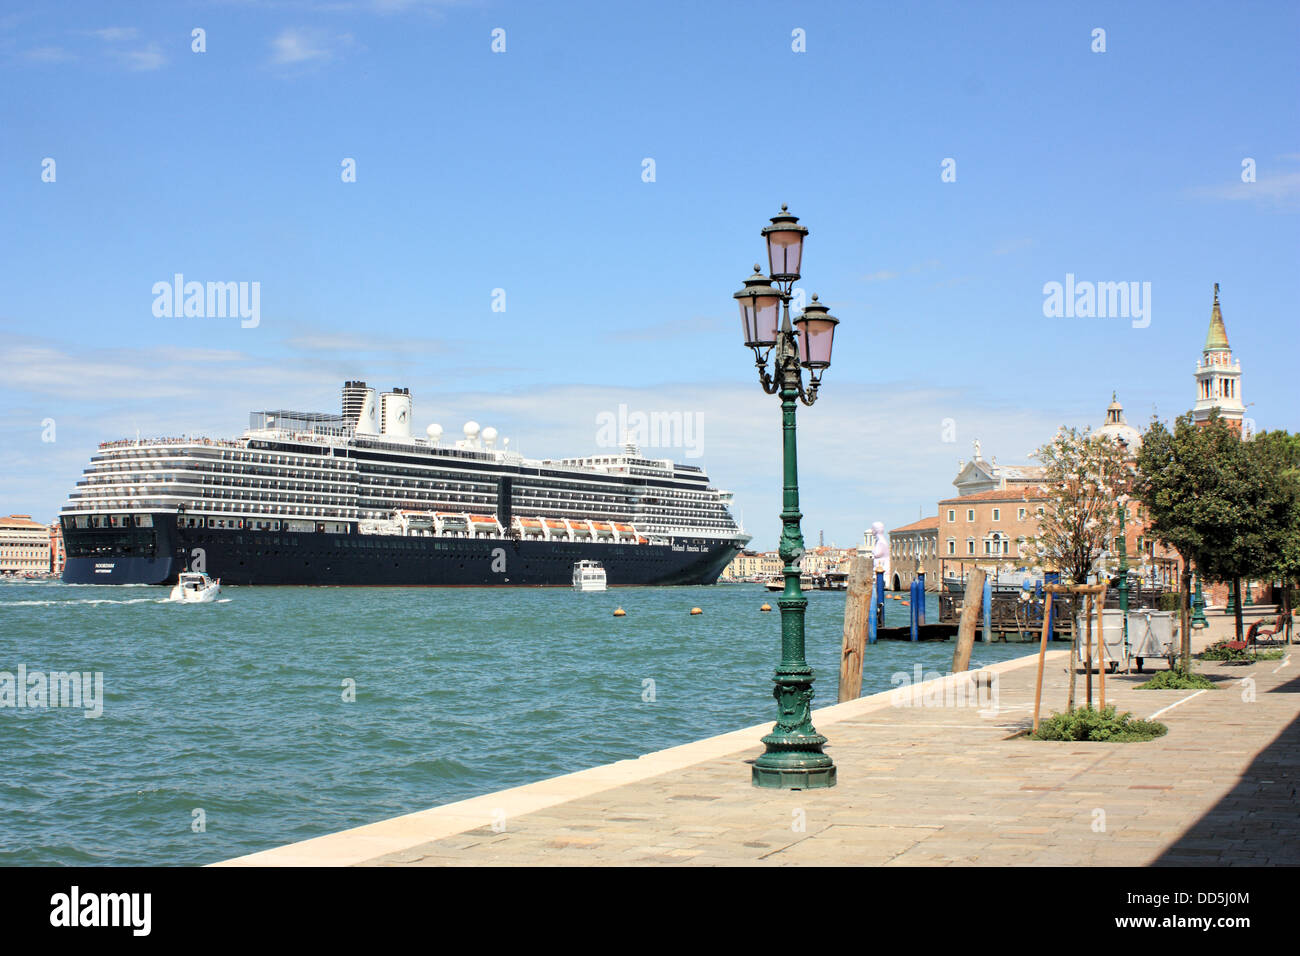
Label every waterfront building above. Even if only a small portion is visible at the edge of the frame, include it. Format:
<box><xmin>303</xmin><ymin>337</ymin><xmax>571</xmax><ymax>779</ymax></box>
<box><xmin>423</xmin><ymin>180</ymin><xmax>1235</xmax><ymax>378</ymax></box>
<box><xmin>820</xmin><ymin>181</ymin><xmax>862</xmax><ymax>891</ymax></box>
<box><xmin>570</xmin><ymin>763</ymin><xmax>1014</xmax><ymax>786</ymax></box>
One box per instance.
<box><xmin>949</xmin><ymin>439</ymin><xmax>1046</xmax><ymax>497</ymax></box>
<box><xmin>1</xmin><ymin>515</ymin><xmax>51</xmax><ymax>574</ymax></box>
<box><xmin>48</xmin><ymin>521</ymin><xmax>65</xmax><ymax>575</ymax></box>
<box><xmin>720</xmin><ymin>546</ymin><xmax>854</xmax><ymax>582</ymax></box>
<box><xmin>887</xmin><ymin>516</ymin><xmax>939</xmax><ymax>591</ymax></box>
<box><xmin>720</xmin><ymin>550</ymin><xmax>766</xmax><ymax>581</ymax></box>
<box><xmin>937</xmin><ymin>487</ymin><xmax>1048</xmax><ymax>572</ymax></box>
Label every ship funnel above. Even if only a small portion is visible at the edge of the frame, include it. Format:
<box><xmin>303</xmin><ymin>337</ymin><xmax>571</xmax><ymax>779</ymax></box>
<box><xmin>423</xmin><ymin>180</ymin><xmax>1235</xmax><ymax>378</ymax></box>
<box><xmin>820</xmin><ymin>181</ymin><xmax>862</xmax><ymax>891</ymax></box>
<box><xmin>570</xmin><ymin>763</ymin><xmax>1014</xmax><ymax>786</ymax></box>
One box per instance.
<box><xmin>381</xmin><ymin>388</ymin><xmax>412</xmax><ymax>439</ymax></box>
<box><xmin>354</xmin><ymin>388</ymin><xmax>379</xmax><ymax>435</ymax></box>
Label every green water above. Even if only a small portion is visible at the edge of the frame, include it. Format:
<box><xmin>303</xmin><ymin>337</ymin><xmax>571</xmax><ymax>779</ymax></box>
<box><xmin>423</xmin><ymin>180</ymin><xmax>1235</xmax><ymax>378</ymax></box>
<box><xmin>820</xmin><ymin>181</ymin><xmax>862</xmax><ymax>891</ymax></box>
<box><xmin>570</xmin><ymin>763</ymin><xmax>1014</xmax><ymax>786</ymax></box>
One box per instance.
<box><xmin>0</xmin><ymin>581</ymin><xmax>1031</xmax><ymax>865</ymax></box>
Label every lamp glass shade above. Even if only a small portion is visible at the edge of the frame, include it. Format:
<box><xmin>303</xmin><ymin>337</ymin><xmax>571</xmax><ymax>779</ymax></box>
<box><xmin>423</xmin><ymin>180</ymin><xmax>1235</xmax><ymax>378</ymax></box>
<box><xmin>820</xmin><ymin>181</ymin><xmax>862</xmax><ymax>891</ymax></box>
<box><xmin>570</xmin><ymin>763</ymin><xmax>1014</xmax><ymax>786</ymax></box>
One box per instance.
<box><xmin>767</xmin><ymin>231</ymin><xmax>803</xmax><ymax>281</ymax></box>
<box><xmin>750</xmin><ymin>290</ymin><xmax>781</xmax><ymax>346</ymax></box>
<box><xmin>734</xmin><ymin>269</ymin><xmax>781</xmax><ymax>347</ymax></box>
<box><xmin>794</xmin><ymin>312</ymin><xmax>838</xmax><ymax>369</ymax></box>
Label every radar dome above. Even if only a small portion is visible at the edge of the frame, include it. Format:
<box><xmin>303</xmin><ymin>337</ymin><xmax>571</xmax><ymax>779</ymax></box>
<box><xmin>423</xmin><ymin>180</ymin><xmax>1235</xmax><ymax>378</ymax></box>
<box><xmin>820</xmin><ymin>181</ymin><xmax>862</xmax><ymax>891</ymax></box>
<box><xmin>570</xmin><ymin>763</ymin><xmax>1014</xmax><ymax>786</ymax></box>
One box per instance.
<box><xmin>464</xmin><ymin>421</ymin><xmax>481</xmax><ymax>439</ymax></box>
<box><xmin>482</xmin><ymin>426</ymin><xmax>498</xmax><ymax>447</ymax></box>
<box><xmin>426</xmin><ymin>424</ymin><xmax>443</xmax><ymax>440</ymax></box>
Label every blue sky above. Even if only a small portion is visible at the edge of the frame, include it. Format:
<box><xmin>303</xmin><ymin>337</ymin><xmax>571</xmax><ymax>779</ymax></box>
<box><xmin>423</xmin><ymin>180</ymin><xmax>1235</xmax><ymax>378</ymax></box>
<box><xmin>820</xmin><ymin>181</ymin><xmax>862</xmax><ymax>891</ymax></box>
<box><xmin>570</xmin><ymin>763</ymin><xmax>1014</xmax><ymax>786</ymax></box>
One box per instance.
<box><xmin>2</xmin><ymin>0</ymin><xmax>1297</xmax><ymax>550</ymax></box>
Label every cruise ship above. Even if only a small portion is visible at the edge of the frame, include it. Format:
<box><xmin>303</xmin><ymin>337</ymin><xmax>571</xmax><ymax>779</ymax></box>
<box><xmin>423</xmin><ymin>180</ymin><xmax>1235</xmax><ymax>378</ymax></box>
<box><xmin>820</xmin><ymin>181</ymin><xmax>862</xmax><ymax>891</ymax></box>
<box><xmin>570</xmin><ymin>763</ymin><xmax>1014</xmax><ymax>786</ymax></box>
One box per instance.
<box><xmin>59</xmin><ymin>381</ymin><xmax>750</xmax><ymax>586</ymax></box>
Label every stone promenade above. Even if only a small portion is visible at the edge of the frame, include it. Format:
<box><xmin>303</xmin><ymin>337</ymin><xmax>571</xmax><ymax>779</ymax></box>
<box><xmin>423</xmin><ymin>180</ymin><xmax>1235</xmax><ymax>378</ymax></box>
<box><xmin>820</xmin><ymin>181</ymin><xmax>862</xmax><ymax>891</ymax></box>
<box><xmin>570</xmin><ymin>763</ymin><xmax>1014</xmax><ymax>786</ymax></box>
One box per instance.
<box><xmin>220</xmin><ymin>610</ymin><xmax>1298</xmax><ymax>866</ymax></box>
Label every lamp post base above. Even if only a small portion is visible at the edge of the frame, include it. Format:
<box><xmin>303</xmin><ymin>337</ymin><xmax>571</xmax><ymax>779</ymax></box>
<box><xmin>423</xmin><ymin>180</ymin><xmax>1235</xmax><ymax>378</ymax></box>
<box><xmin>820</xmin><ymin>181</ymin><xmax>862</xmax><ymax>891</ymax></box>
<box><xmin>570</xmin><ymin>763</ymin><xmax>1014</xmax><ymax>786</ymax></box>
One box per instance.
<box><xmin>752</xmin><ymin>759</ymin><xmax>837</xmax><ymax>790</ymax></box>
<box><xmin>752</xmin><ymin>740</ymin><xmax>837</xmax><ymax>790</ymax></box>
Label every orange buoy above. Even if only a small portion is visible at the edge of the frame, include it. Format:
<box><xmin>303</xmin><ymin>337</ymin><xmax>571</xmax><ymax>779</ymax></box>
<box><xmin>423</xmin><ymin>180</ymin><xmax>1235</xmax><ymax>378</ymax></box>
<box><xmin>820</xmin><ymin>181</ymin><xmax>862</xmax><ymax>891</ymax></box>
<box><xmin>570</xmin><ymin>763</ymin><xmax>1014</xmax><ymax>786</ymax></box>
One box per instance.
<box><xmin>613</xmin><ymin>607</ymin><xmax>626</xmax><ymax>617</ymax></box>
<box><xmin>690</xmin><ymin>607</ymin><xmax>702</xmax><ymax>615</ymax></box>
<box><xmin>760</xmin><ymin>603</ymin><xmax>772</xmax><ymax>612</ymax></box>
<box><xmin>901</xmin><ymin>601</ymin><xmax>910</xmax><ymax>606</ymax></box>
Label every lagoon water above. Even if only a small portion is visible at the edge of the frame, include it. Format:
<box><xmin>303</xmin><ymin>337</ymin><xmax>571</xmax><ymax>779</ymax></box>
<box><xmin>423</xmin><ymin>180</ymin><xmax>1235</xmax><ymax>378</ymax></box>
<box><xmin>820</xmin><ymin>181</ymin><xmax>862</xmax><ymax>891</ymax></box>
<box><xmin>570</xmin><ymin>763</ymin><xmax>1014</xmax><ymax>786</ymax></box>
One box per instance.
<box><xmin>0</xmin><ymin>581</ymin><xmax>1031</xmax><ymax>865</ymax></box>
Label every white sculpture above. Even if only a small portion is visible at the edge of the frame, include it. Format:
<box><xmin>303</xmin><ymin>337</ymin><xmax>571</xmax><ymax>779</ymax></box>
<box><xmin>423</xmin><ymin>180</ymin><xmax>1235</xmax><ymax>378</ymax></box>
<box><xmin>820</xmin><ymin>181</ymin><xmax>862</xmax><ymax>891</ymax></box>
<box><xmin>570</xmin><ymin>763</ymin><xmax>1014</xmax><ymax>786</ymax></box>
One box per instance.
<box><xmin>871</xmin><ymin>520</ymin><xmax>890</xmax><ymax>576</ymax></box>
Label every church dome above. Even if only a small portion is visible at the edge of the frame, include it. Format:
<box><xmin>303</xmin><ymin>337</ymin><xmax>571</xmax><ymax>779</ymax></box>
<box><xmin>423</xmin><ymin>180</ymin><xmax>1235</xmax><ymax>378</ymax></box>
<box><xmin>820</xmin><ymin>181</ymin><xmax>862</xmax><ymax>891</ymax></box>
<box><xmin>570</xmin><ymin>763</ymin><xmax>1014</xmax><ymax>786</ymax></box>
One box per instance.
<box><xmin>1097</xmin><ymin>392</ymin><xmax>1141</xmax><ymax>450</ymax></box>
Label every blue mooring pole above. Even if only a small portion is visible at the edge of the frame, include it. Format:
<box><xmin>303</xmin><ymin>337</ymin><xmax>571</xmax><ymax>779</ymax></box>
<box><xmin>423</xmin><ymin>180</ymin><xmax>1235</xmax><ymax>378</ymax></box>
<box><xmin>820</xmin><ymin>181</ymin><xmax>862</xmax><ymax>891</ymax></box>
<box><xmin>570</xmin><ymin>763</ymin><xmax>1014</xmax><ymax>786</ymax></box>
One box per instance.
<box><xmin>1045</xmin><ymin>571</ymin><xmax>1060</xmax><ymax>641</ymax></box>
<box><xmin>982</xmin><ymin>574</ymin><xmax>993</xmax><ymax>643</ymax></box>
<box><xmin>909</xmin><ymin>578</ymin><xmax>919</xmax><ymax>642</ymax></box>
<box><xmin>867</xmin><ymin>572</ymin><xmax>879</xmax><ymax>645</ymax></box>
<box><xmin>917</xmin><ymin>572</ymin><xmax>926</xmax><ymax>626</ymax></box>
<box><xmin>876</xmin><ymin>570</ymin><xmax>886</xmax><ymax>626</ymax></box>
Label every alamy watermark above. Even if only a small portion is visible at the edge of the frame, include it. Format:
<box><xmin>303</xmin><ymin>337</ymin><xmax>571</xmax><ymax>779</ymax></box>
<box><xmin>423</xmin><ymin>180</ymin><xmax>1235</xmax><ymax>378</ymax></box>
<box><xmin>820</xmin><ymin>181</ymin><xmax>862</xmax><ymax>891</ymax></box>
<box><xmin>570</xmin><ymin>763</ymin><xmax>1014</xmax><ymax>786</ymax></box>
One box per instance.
<box><xmin>596</xmin><ymin>403</ymin><xmax>703</xmax><ymax>459</ymax></box>
<box><xmin>1042</xmin><ymin>274</ymin><xmax>1150</xmax><ymax>329</ymax></box>
<box><xmin>1</xmin><ymin>665</ymin><xmax>103</xmax><ymax>718</ymax></box>
<box><xmin>152</xmin><ymin>273</ymin><xmax>260</xmax><ymax>328</ymax></box>
<box><xmin>889</xmin><ymin>664</ymin><xmax>998</xmax><ymax>714</ymax></box>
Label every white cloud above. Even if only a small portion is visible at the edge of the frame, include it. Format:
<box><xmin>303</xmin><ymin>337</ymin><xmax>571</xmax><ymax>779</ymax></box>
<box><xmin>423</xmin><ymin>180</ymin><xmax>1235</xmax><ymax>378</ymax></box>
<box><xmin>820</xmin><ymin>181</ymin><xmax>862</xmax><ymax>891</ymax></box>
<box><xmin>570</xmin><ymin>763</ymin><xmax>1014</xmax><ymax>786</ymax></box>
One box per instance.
<box><xmin>116</xmin><ymin>43</ymin><xmax>166</xmax><ymax>71</ymax></box>
<box><xmin>23</xmin><ymin>45</ymin><xmax>75</xmax><ymax>63</ymax></box>
<box><xmin>1189</xmin><ymin>170</ymin><xmax>1300</xmax><ymax>209</ymax></box>
<box><xmin>87</xmin><ymin>27</ymin><xmax>138</xmax><ymax>42</ymax></box>
<box><xmin>992</xmin><ymin>238</ymin><xmax>1035</xmax><ymax>256</ymax></box>
<box><xmin>270</xmin><ymin>28</ymin><xmax>353</xmax><ymax>65</ymax></box>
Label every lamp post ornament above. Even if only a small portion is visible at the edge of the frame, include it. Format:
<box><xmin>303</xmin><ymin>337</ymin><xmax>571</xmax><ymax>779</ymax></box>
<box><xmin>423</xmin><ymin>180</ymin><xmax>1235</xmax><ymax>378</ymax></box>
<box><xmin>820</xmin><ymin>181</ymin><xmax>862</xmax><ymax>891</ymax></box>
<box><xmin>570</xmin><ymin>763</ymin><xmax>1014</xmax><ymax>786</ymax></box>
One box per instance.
<box><xmin>734</xmin><ymin>205</ymin><xmax>840</xmax><ymax>790</ymax></box>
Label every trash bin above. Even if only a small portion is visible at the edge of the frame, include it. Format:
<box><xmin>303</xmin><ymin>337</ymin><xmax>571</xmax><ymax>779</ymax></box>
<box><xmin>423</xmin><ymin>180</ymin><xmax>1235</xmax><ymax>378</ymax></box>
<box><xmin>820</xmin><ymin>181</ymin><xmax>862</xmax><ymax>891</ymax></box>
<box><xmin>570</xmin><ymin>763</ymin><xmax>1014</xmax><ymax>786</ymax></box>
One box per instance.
<box><xmin>1074</xmin><ymin>608</ymin><xmax>1126</xmax><ymax>671</ymax></box>
<box><xmin>1129</xmin><ymin>609</ymin><xmax>1176</xmax><ymax>661</ymax></box>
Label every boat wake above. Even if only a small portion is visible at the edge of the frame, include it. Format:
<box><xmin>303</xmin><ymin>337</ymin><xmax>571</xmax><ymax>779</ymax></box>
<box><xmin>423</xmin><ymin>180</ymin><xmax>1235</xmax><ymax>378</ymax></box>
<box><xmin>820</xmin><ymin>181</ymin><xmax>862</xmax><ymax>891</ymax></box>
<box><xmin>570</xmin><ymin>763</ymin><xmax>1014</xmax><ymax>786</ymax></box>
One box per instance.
<box><xmin>0</xmin><ymin>597</ymin><xmax>167</xmax><ymax>607</ymax></box>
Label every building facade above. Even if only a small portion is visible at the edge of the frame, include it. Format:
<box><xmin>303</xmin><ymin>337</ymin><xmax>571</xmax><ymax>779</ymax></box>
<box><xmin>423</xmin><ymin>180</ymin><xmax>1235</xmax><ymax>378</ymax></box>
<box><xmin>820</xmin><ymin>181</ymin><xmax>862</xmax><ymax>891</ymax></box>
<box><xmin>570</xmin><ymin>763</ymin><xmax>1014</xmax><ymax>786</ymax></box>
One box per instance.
<box><xmin>49</xmin><ymin>521</ymin><xmax>65</xmax><ymax>575</ymax></box>
<box><xmin>1</xmin><ymin>515</ymin><xmax>52</xmax><ymax>574</ymax></box>
<box><xmin>887</xmin><ymin>516</ymin><xmax>940</xmax><ymax>591</ymax></box>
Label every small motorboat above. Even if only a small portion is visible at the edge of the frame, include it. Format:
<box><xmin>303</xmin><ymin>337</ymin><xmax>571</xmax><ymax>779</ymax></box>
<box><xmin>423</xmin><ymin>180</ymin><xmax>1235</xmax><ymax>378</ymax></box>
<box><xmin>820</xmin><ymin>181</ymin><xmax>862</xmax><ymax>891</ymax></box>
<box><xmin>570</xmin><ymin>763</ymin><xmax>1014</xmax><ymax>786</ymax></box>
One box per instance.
<box><xmin>170</xmin><ymin>571</ymin><xmax>221</xmax><ymax>603</ymax></box>
<box><xmin>572</xmin><ymin>560</ymin><xmax>607</xmax><ymax>592</ymax></box>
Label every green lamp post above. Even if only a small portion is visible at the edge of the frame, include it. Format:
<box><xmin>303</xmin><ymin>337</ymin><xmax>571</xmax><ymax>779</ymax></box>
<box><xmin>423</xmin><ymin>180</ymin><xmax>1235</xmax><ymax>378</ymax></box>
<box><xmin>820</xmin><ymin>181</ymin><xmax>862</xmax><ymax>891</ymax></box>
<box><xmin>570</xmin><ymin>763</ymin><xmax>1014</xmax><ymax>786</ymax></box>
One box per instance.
<box><xmin>1191</xmin><ymin>570</ymin><xmax>1208</xmax><ymax>629</ymax></box>
<box><xmin>1117</xmin><ymin>498</ymin><xmax>1129</xmax><ymax>639</ymax></box>
<box><xmin>734</xmin><ymin>204</ymin><xmax>840</xmax><ymax>790</ymax></box>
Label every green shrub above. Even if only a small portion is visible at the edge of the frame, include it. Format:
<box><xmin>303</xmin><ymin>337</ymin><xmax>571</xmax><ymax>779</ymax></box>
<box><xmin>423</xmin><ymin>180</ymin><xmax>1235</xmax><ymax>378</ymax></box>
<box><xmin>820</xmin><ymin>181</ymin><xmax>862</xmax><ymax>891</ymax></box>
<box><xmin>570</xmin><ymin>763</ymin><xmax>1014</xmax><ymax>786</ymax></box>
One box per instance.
<box><xmin>1198</xmin><ymin>642</ymin><xmax>1285</xmax><ymax>662</ymax></box>
<box><xmin>1156</xmin><ymin>592</ymin><xmax>1186</xmax><ymax>612</ymax></box>
<box><xmin>1137</xmin><ymin>669</ymin><xmax>1216</xmax><ymax>690</ymax></box>
<box><xmin>1031</xmin><ymin>705</ymin><xmax>1168</xmax><ymax>742</ymax></box>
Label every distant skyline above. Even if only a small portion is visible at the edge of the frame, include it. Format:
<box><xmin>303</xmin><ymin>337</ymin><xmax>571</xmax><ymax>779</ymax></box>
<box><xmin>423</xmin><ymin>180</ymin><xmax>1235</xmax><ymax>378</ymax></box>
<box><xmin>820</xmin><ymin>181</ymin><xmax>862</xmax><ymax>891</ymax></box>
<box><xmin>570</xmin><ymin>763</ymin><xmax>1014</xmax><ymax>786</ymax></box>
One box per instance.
<box><xmin>2</xmin><ymin>1</ymin><xmax>1297</xmax><ymax>550</ymax></box>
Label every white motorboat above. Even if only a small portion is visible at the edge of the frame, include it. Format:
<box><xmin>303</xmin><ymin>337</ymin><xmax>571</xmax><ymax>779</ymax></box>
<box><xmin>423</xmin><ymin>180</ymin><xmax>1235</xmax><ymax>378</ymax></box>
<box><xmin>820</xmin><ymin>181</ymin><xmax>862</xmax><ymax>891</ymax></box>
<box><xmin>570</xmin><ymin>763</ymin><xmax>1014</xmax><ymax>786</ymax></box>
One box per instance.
<box><xmin>169</xmin><ymin>571</ymin><xmax>221</xmax><ymax>603</ymax></box>
<box><xmin>572</xmin><ymin>560</ymin><xmax>607</xmax><ymax>592</ymax></box>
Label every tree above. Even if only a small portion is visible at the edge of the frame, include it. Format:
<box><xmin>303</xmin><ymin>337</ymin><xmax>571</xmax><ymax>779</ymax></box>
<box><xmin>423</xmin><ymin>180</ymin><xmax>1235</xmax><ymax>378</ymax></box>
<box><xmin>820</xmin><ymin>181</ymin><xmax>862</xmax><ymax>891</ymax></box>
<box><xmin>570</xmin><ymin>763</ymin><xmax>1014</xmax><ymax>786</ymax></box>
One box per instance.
<box><xmin>1134</xmin><ymin>412</ymin><xmax>1259</xmax><ymax>667</ymax></box>
<box><xmin>1249</xmin><ymin>430</ymin><xmax>1300</xmax><ymax>640</ymax></box>
<box><xmin>1022</xmin><ymin>427</ymin><xmax>1130</xmax><ymax>708</ymax></box>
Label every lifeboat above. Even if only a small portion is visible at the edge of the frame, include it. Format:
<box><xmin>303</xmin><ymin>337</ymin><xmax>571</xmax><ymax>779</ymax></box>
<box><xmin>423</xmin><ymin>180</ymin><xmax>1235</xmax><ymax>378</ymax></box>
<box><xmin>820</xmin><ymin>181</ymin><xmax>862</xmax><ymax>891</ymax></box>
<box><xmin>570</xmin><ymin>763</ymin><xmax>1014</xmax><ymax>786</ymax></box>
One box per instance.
<box><xmin>435</xmin><ymin>512</ymin><xmax>468</xmax><ymax>532</ymax></box>
<box><xmin>517</xmin><ymin>517</ymin><xmax>544</xmax><ymax>537</ymax></box>
<box><xmin>592</xmin><ymin>521</ymin><xmax>615</xmax><ymax>538</ymax></box>
<box><xmin>468</xmin><ymin>514</ymin><xmax>499</xmax><ymax>536</ymax></box>
<box><xmin>567</xmin><ymin>520</ymin><xmax>593</xmax><ymax>538</ymax></box>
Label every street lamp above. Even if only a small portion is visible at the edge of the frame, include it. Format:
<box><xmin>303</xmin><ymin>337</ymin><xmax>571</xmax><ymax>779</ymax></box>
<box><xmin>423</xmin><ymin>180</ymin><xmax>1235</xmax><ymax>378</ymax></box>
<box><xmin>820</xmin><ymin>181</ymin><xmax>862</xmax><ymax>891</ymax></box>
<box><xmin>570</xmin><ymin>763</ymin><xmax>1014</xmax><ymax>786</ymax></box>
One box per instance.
<box><xmin>733</xmin><ymin>204</ymin><xmax>839</xmax><ymax>790</ymax></box>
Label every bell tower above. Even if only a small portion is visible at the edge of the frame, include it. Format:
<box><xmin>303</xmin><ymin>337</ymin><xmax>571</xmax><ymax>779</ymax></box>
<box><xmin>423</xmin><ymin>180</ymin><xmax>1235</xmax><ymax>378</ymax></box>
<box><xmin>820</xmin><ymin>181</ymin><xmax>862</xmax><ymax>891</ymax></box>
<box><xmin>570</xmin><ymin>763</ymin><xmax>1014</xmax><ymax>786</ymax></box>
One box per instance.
<box><xmin>1192</xmin><ymin>283</ymin><xmax>1244</xmax><ymax>433</ymax></box>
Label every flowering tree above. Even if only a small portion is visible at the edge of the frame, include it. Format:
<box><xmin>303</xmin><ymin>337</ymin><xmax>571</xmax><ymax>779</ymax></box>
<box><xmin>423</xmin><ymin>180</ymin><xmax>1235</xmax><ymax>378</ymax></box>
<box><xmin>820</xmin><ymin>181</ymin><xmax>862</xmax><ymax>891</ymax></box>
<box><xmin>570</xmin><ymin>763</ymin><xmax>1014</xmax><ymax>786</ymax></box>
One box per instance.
<box><xmin>1022</xmin><ymin>427</ymin><xmax>1131</xmax><ymax>586</ymax></box>
<box><xmin>1021</xmin><ymin>427</ymin><xmax>1132</xmax><ymax>710</ymax></box>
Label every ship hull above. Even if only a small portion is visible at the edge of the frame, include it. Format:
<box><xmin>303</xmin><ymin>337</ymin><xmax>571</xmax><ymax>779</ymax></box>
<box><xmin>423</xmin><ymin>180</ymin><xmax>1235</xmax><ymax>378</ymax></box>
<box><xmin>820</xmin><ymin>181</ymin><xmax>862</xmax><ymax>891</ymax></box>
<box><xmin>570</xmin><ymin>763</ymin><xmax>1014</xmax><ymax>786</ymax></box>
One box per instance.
<box><xmin>61</xmin><ymin>516</ymin><xmax>742</xmax><ymax>587</ymax></box>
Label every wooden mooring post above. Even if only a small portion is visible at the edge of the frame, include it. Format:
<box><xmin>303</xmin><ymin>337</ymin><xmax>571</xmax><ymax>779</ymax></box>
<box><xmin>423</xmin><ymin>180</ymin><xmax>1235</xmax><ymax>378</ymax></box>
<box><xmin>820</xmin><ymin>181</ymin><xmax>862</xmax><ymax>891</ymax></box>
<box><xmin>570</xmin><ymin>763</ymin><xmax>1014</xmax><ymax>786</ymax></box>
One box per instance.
<box><xmin>951</xmin><ymin>566</ymin><xmax>986</xmax><ymax>673</ymax></box>
<box><xmin>1033</xmin><ymin>582</ymin><xmax>1109</xmax><ymax>732</ymax></box>
<box><xmin>837</xmin><ymin>557</ymin><xmax>871</xmax><ymax>702</ymax></box>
